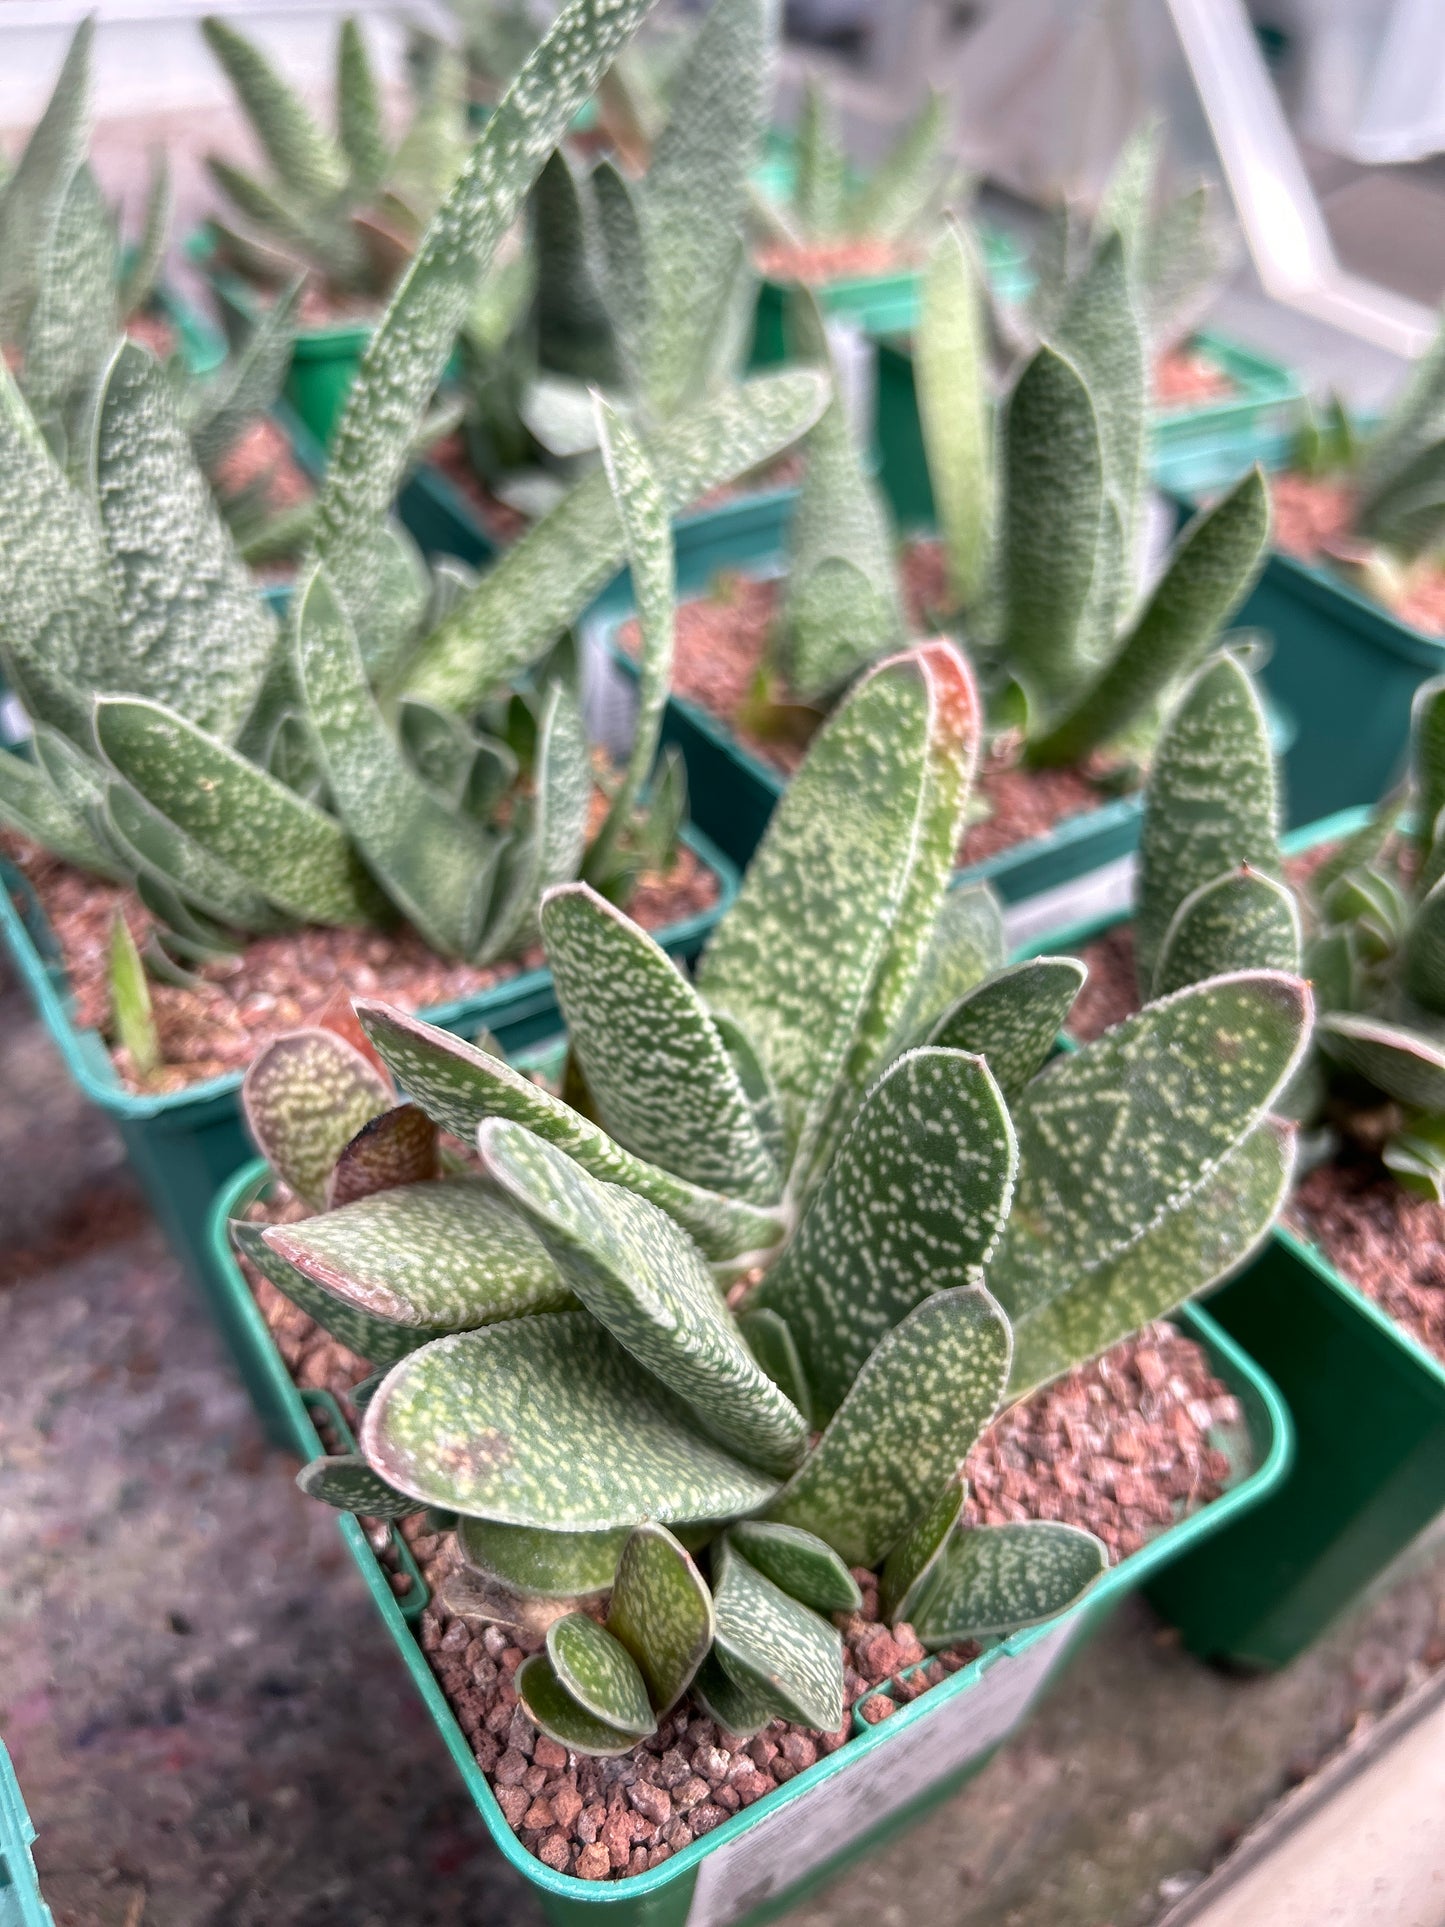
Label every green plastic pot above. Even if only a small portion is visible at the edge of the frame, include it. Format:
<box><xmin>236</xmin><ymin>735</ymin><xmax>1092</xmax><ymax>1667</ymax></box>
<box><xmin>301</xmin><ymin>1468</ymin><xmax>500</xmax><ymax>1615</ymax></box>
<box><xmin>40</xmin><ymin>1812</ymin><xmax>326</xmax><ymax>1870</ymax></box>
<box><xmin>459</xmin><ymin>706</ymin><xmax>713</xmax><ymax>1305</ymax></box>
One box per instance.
<box><xmin>1020</xmin><ymin>806</ymin><xmax>1445</xmax><ymax>1667</ymax></box>
<box><xmin>0</xmin><ymin>1744</ymin><xmax>53</xmax><ymax>1927</ymax></box>
<box><xmin>874</xmin><ymin>330</ymin><xmax>1304</xmax><ymax>534</ymax></box>
<box><xmin>205</xmin><ymin>1155</ymin><xmax>1290</xmax><ymax>1927</ymax></box>
<box><xmin>0</xmin><ymin>825</ymin><xmax>736</xmax><ymax>1437</ymax></box>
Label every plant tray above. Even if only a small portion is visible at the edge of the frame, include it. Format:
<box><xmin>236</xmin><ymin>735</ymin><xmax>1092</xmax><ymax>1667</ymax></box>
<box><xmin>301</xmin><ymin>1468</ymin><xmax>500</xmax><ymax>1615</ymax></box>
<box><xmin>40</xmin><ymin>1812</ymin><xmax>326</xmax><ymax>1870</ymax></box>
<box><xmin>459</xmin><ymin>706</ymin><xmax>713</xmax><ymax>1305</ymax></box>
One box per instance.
<box><xmin>0</xmin><ymin>1743</ymin><xmax>53</xmax><ymax>1927</ymax></box>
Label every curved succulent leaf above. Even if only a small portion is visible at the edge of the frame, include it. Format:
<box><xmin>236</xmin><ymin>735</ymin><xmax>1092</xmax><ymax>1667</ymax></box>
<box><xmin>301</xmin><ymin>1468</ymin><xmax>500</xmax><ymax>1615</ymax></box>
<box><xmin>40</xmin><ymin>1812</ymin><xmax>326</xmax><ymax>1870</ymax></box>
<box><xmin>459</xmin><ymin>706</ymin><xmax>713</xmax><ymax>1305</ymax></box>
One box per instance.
<box><xmin>23</xmin><ymin>161</ymin><xmax>116</xmax><ymax>456</ymax></box>
<box><xmin>188</xmin><ymin>278</ymin><xmax>303</xmax><ymax>472</ymax></box>
<box><xmin>1053</xmin><ymin>232</ymin><xmax>1146</xmax><ymax>576</ymax></box>
<box><xmin>700</xmin><ymin>642</ymin><xmax>980</xmax><ymax>1190</ymax></box>
<box><xmin>848</xmin><ymin>90</ymin><xmax>947</xmax><ymax>242</ymax></box>
<box><xmin>548</xmin><ymin>1613</ymin><xmax>656</xmax><ymax>1736</ymax></box>
<box><xmin>361</xmin><ymin>1311</ymin><xmax>781</xmax><ymax>1527</ymax></box>
<box><xmin>912</xmin><ymin>1521</ymin><xmax>1107</xmax><ymax>1646</ymax></box>
<box><xmin>794</xmin><ymin>78</ymin><xmax>844</xmax><ymax>239</ymax></box>
<box><xmin>767</xmin><ymin>1285</ymin><xmax>1012</xmax><ymax>1569</ymax></box>
<box><xmin>516</xmin><ymin>1652</ymin><xmax>639</xmax><ymax>1755</ymax></box>
<box><xmin>478</xmin><ymin>1117</ymin><xmax>806</xmax><ymax>1476</ymax></box>
<box><xmin>100</xmin><ymin>777</ymin><xmax>285</xmax><ymax>931</ymax></box>
<box><xmin>1316</xmin><ymin>1011</ymin><xmax>1445</xmax><ymax>1111</ymax></box>
<box><xmin>727</xmin><ymin>1521</ymin><xmax>861</xmax><ymax>1614</ymax></box>
<box><xmin>297</xmin><ymin>1453</ymin><xmax>423</xmax><ymax>1519</ymax></box>
<box><xmin>242</xmin><ymin>1026</ymin><xmax>390</xmax><ymax>1205</ymax></box>
<box><xmin>476</xmin><ymin>674</ymin><xmax>590</xmax><ymax>965</ymax></box>
<box><xmin>1133</xmin><ymin>650</ymin><xmax>1281</xmax><ymax>983</ymax></box>
<box><xmin>917</xmin><ymin>219</ymin><xmax>991</xmax><ymax>609</ymax></box>
<box><xmin>992</xmin><ymin>971</ymin><xmax>1309</xmax><ymax>1320</ymax></box>
<box><xmin>879</xmin><ymin>1475</ymin><xmax>965</xmax><ymax>1623</ymax></box>
<box><xmin>395</xmin><ymin>368</ymin><xmax>828</xmax><ymax>712</ymax></box>
<box><xmin>1411</xmin><ymin>676</ymin><xmax>1445</xmax><ymax>880</ymax></box>
<box><xmin>327</xmin><ymin>1102</ymin><xmax>439</xmax><ymax>1208</ymax></box>
<box><xmin>607</xmin><ymin>1521</ymin><xmax>715</xmax><ymax>1713</ymax></box>
<box><xmin>119</xmin><ymin>150</ymin><xmax>173</xmax><ymax>320</ymax></box>
<box><xmin>230</xmin><ymin>1217</ymin><xmax>425</xmax><ymax>1366</ymax></box>
<box><xmin>888</xmin><ymin>882</ymin><xmax>1007</xmax><ymax>1055</ymax></box>
<box><xmin>589</xmin><ymin>159</ymin><xmax>649</xmax><ymax>388</ymax></box>
<box><xmin>336</xmin><ymin>18</ymin><xmax>388</xmax><ymax>194</ymax></box>
<box><xmin>712</xmin><ymin>1537</ymin><xmax>844</xmax><ymax>1733</ymax></box>
<box><xmin>0</xmin><ymin>18</ymin><xmax>93</xmax><ymax>337</ymax></box>
<box><xmin>94</xmin><ymin>696</ymin><xmax>386</xmax><ymax>926</ymax></box>
<box><xmin>927</xmin><ymin>958</ymin><xmax>1085</xmax><ymax>1097</ymax></box>
<box><xmin>751</xmin><ymin>1049</ymin><xmax>1015</xmax><ymax>1421</ymax></box>
<box><xmin>1005</xmin><ymin>1117</ymin><xmax>1294</xmax><ymax>1400</ymax></box>
<box><xmin>1154</xmin><ymin>867</ymin><xmax>1301</xmax><ymax>999</ymax></box>
<box><xmin>458</xmin><ymin>1517</ymin><xmax>627</xmax><ymax>1598</ymax></box>
<box><xmin>737</xmin><ymin>1307</ymin><xmax>812</xmax><ymax>1429</ymax></box>
<box><xmin>201</xmin><ymin>16</ymin><xmax>349</xmax><ymax>204</ymax></box>
<box><xmin>0</xmin><ymin>746</ymin><xmax>119</xmax><ymax>876</ymax></box>
<box><xmin>692</xmin><ymin>1650</ymin><xmax>778</xmax><ymax>1740</ymax></box>
<box><xmin>1404</xmin><ymin>873</ymin><xmax>1445</xmax><ymax>1016</ymax></box>
<box><xmin>356</xmin><ymin>1003</ymin><xmax>786</xmax><ymax>1263</ymax></box>
<box><xmin>542</xmin><ymin>884</ymin><xmax>781</xmax><ymax>1202</ymax></box>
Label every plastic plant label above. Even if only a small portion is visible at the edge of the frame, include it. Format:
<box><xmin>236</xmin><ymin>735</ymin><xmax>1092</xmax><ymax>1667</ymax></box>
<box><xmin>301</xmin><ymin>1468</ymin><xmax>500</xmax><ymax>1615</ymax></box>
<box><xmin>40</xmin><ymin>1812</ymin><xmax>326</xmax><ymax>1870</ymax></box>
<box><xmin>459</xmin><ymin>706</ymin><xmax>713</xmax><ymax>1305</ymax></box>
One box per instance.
<box><xmin>684</xmin><ymin>1617</ymin><xmax>1077</xmax><ymax>1927</ymax></box>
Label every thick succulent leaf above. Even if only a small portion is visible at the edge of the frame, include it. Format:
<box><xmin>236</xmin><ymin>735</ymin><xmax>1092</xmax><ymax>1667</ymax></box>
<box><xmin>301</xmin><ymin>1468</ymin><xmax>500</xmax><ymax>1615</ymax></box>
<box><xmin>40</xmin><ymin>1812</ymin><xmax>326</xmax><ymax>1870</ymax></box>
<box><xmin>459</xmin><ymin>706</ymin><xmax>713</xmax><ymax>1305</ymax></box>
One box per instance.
<box><xmin>1358</xmin><ymin>315</ymin><xmax>1445</xmax><ymax>513</ymax></box>
<box><xmin>361</xmin><ymin>1310</ymin><xmax>781</xmax><ymax>1526</ymax></box>
<box><xmin>1411</xmin><ymin>676</ymin><xmax>1445</xmax><ymax>879</ymax></box>
<box><xmin>879</xmin><ymin>1475</ymin><xmax>965</xmax><ymax>1623</ymax></box>
<box><xmin>913</xmin><ymin>1522</ymin><xmax>1107</xmax><ymax>1646</ymax></box>
<box><xmin>767</xmin><ymin>1286</ymin><xmax>1012</xmax><ymax>1568</ymax></box>
<box><xmin>230</xmin><ymin>1217</ymin><xmax>426</xmax><ymax>1366</ymax></box>
<box><xmin>1383</xmin><ymin>1116</ymin><xmax>1445</xmax><ymax>1202</ymax></box>
<box><xmin>458</xmin><ymin>1517</ymin><xmax>627</xmax><ymax>1599</ymax></box>
<box><xmin>188</xmin><ymin>278</ymin><xmax>304</xmax><ymax>472</ymax></box>
<box><xmin>297</xmin><ymin>1453</ymin><xmax>423</xmax><ymax>1519</ymax></box>
<box><xmin>1000</xmin><ymin>345</ymin><xmax>1102</xmax><ymax>711</ymax></box>
<box><xmin>294</xmin><ymin>563</ymin><xmax>493</xmax><ymax>959</ymax></box>
<box><xmin>1052</xmin><ymin>232</ymin><xmax>1146</xmax><ymax>571</ymax></box>
<box><xmin>589</xmin><ymin>158</ymin><xmax>649</xmax><ymax>388</ymax></box>
<box><xmin>711</xmin><ymin>1009</ymin><xmax>788</xmax><ymax>1179</ymax></box>
<box><xmin>515</xmin><ymin>1652</ymin><xmax>639</xmax><ymax>1756</ymax></box>
<box><xmin>1095</xmin><ymin>121</ymin><xmax>1159</xmax><ymax>270</ymax></box>
<box><xmin>109</xmin><ymin>913</ymin><xmax>158</xmax><ymax>1074</ymax></box>
<box><xmin>737</xmin><ymin>1307</ymin><xmax>812</xmax><ymax>1429</ymax></box>
<box><xmin>94</xmin><ymin>696</ymin><xmax>386</xmax><ymax>926</ymax></box>
<box><xmin>0</xmin><ymin>746</ymin><xmax>119</xmax><ymax>876</ymax></box>
<box><xmin>917</xmin><ymin>218</ymin><xmax>991</xmax><ymax>609</ymax></box>
<box><xmin>1005</xmin><ymin>1117</ymin><xmax>1294</xmax><ymax>1399</ymax></box>
<box><xmin>541</xmin><ymin>884</ymin><xmax>780</xmax><ymax>1202</ymax></box>
<box><xmin>888</xmin><ymin>883</ymin><xmax>1007</xmax><ymax>1054</ymax></box>
<box><xmin>263</xmin><ymin>1175</ymin><xmax>571</xmax><ymax>1330</ymax></box>
<box><xmin>927</xmin><ymin>958</ymin><xmax>1086</xmax><ymax>1097</ymax></box>
<box><xmin>0</xmin><ymin>17</ymin><xmax>92</xmax><ymax>337</ymax></box>
<box><xmin>532</xmin><ymin>148</ymin><xmax>616</xmax><ymax>383</ymax></box>
<box><xmin>357</xmin><ymin>1002</ymin><xmax>786</xmax><ymax>1263</ymax></box>
<box><xmin>548</xmin><ymin>1613</ymin><xmax>656</xmax><ymax>1736</ymax></box>
<box><xmin>1030</xmin><ymin>469</ymin><xmax>1270</xmax><ymax>767</ymax></box>
<box><xmin>699</xmin><ymin>643</ymin><xmax>979</xmax><ymax>1188</ymax></box>
<box><xmin>475</xmin><ymin>675</ymin><xmax>590</xmax><ymax>965</ymax></box>
<box><xmin>751</xmin><ymin>1049</ymin><xmax>1015</xmax><ymax>1422</ymax></box>
<box><xmin>1317</xmin><ymin>1011</ymin><xmax>1445</xmax><ymax>1111</ymax></box>
<box><xmin>90</xmin><ymin>341</ymin><xmax>279</xmax><ymax>741</ymax></box>
<box><xmin>23</xmin><ymin>162</ymin><xmax>116</xmax><ymax>456</ymax></box>
<box><xmin>478</xmin><ymin>1117</ymin><xmax>806</xmax><ymax>1477</ymax></box>
<box><xmin>118</xmin><ymin>149</ymin><xmax>172</xmax><ymax>320</ymax></box>
<box><xmin>849</xmin><ymin>90</ymin><xmax>947</xmax><ymax>242</ymax></box>
<box><xmin>100</xmin><ymin>777</ymin><xmax>285</xmax><ymax>932</ymax></box>
<box><xmin>992</xmin><ymin>972</ymin><xmax>1309</xmax><ymax>1318</ymax></box>
<box><xmin>1141</xmin><ymin>183</ymin><xmax>1234</xmax><ymax>354</ymax></box>
<box><xmin>200</xmin><ymin>17</ymin><xmax>349</xmax><ymax>202</ymax></box>
<box><xmin>327</xmin><ymin>1101</ymin><xmax>439</xmax><ymax>1208</ymax></box>
<box><xmin>242</xmin><ymin>1026</ymin><xmax>390</xmax><ymax>1205</ymax></box>
<box><xmin>314</xmin><ymin>0</ymin><xmax>655</xmax><ymax>632</ymax></box>
<box><xmin>1133</xmin><ymin>650</ymin><xmax>1281</xmax><ymax>983</ymax></box>
<box><xmin>607</xmin><ymin>1521</ymin><xmax>715</xmax><ymax>1713</ymax></box>
<box><xmin>1154</xmin><ymin>868</ymin><xmax>1301</xmax><ymax>999</ymax></box>
<box><xmin>636</xmin><ymin>0</ymin><xmax>773</xmax><ymax>418</ymax></box>
<box><xmin>712</xmin><ymin>1537</ymin><xmax>844</xmax><ymax>1732</ymax></box>
<box><xmin>727</xmin><ymin>1521</ymin><xmax>861</xmax><ymax>1614</ymax></box>
<box><xmin>692</xmin><ymin>1651</ymin><xmax>779</xmax><ymax>1740</ymax></box>
<box><xmin>336</xmin><ymin>17</ymin><xmax>388</xmax><ymax>193</ymax></box>
<box><xmin>795</xmin><ymin>78</ymin><xmax>845</xmax><ymax>238</ymax></box>
<box><xmin>395</xmin><ymin>368</ymin><xmax>828</xmax><ymax>711</ymax></box>
<box><xmin>1404</xmin><ymin>874</ymin><xmax>1445</xmax><ymax>1016</ymax></box>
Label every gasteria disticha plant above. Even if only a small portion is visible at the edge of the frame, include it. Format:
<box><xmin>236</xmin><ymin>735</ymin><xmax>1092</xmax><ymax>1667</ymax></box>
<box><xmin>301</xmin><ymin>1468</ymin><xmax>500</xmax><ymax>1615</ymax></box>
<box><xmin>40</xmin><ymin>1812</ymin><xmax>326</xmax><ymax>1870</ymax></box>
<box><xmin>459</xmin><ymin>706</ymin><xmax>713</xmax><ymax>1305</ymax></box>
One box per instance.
<box><xmin>234</xmin><ymin>575</ymin><xmax>1310</xmax><ymax>1756</ymax></box>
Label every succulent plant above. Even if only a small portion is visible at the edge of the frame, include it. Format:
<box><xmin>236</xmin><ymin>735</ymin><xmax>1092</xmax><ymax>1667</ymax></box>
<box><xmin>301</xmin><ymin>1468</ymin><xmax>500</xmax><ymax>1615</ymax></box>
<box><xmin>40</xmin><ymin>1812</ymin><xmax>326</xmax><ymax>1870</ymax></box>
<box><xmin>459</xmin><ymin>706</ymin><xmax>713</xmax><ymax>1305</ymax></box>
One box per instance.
<box><xmin>914</xmin><ymin>213</ymin><xmax>1270</xmax><ymax>768</ymax></box>
<box><xmin>234</xmin><ymin>623</ymin><xmax>1309</xmax><ymax>1753</ymax></box>
<box><xmin>0</xmin><ymin>0</ymin><xmax>824</xmax><ymax>1008</ymax></box>
<box><xmin>199</xmin><ymin>13</ymin><xmax>469</xmax><ymax>305</ymax></box>
<box><xmin>751</xmin><ymin>80</ymin><xmax>955</xmax><ymax>261</ymax></box>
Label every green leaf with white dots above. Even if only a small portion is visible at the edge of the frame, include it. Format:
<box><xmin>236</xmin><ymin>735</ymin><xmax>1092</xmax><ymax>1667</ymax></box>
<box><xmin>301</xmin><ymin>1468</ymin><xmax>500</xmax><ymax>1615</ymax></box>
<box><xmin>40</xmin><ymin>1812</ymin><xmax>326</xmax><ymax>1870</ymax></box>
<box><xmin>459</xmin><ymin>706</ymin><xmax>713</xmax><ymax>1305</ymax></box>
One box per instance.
<box><xmin>515</xmin><ymin>1652</ymin><xmax>639</xmax><ymax>1756</ymax></box>
<box><xmin>712</xmin><ymin>1537</ymin><xmax>844</xmax><ymax>1733</ymax></box>
<box><xmin>607</xmin><ymin>1521</ymin><xmax>715</xmax><ymax>1713</ymax></box>
<box><xmin>200</xmin><ymin>16</ymin><xmax>348</xmax><ymax>204</ymax></box>
<box><xmin>887</xmin><ymin>883</ymin><xmax>1013</xmax><ymax>1057</ymax></box>
<box><xmin>241</xmin><ymin>1027</ymin><xmax>390</xmax><ymax>1206</ymax></box>
<box><xmin>94</xmin><ymin>696</ymin><xmax>387</xmax><ymax>927</ymax></box>
<box><xmin>727</xmin><ymin>1522</ymin><xmax>861</xmax><ymax>1614</ymax></box>
<box><xmin>912</xmin><ymin>1522</ymin><xmax>1107</xmax><ymax>1646</ymax></box>
<box><xmin>767</xmin><ymin>1285</ymin><xmax>1012</xmax><ymax>1569</ymax></box>
<box><xmin>700</xmin><ymin>642</ymin><xmax>980</xmax><ymax>1192</ymax></box>
<box><xmin>100</xmin><ymin>777</ymin><xmax>286</xmax><ymax>931</ymax></box>
<box><xmin>476</xmin><ymin>674</ymin><xmax>590</xmax><ymax>966</ymax></box>
<box><xmin>296</xmin><ymin>1453</ymin><xmax>423</xmax><ymax>1519</ymax></box>
<box><xmin>692</xmin><ymin>1651</ymin><xmax>779</xmax><ymax>1740</ymax></box>
<box><xmin>0</xmin><ymin>17</ymin><xmax>93</xmax><ymax>339</ymax></box>
<box><xmin>1154</xmin><ymin>868</ymin><xmax>1301</xmax><ymax>999</ymax></box>
<box><xmin>1316</xmin><ymin>1012</ymin><xmax>1445</xmax><ymax>1112</ymax></box>
<box><xmin>917</xmin><ymin>218</ymin><xmax>991</xmax><ymax>611</ymax></box>
<box><xmin>1133</xmin><ymin>651</ymin><xmax>1281</xmax><ymax>985</ymax></box>
<box><xmin>1005</xmin><ymin>1117</ymin><xmax>1294</xmax><ymax>1400</ymax></box>
<box><xmin>230</xmin><ymin>1218</ymin><xmax>425</xmax><ymax>1366</ymax></box>
<box><xmin>23</xmin><ymin>162</ymin><xmax>116</xmax><ymax>458</ymax></box>
<box><xmin>548</xmin><ymin>1613</ymin><xmax>657</xmax><ymax>1736</ymax></box>
<box><xmin>541</xmin><ymin>883</ymin><xmax>781</xmax><ymax>1203</ymax></box>
<box><xmin>0</xmin><ymin>746</ymin><xmax>118</xmax><ymax>876</ymax></box>
<box><xmin>459</xmin><ymin>1518</ymin><xmax>627</xmax><ymax>1599</ymax></box>
<box><xmin>90</xmin><ymin>341</ymin><xmax>279</xmax><ymax>742</ymax></box>
<box><xmin>356</xmin><ymin>1002</ymin><xmax>786</xmax><ymax>1264</ymax></box>
<box><xmin>927</xmin><ymin>958</ymin><xmax>1085</xmax><ymax>1097</ymax></box>
<box><xmin>879</xmin><ymin>1475</ymin><xmax>964</xmax><ymax>1623</ymax></box>
<box><xmin>361</xmin><ymin>1311</ymin><xmax>781</xmax><ymax>1527</ymax></box>
<box><xmin>261</xmin><ymin>1175</ymin><xmax>572</xmax><ymax>1331</ymax></box>
<box><xmin>990</xmin><ymin>971</ymin><xmax>1310</xmax><ymax>1321</ymax></box>
<box><xmin>751</xmin><ymin>1049</ymin><xmax>1015</xmax><ymax>1422</ymax></box>
<box><xmin>737</xmin><ymin>1308</ymin><xmax>812</xmax><ymax>1429</ymax></box>
<box><xmin>478</xmin><ymin>1117</ymin><xmax>807</xmax><ymax>1477</ymax></box>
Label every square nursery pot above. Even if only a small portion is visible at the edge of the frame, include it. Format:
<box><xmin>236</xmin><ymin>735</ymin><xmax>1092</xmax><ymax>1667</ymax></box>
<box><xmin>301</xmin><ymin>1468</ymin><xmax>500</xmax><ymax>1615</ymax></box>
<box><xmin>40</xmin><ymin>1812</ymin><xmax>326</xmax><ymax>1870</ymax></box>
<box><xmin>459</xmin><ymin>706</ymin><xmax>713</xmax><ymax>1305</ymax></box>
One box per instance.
<box><xmin>1164</xmin><ymin>490</ymin><xmax>1445</xmax><ymax>831</ymax></box>
<box><xmin>0</xmin><ymin>817</ymin><xmax>735</xmax><ymax>1438</ymax></box>
<box><xmin>1019</xmin><ymin>806</ymin><xmax>1445</xmax><ymax>1669</ymax></box>
<box><xmin>0</xmin><ymin>1742</ymin><xmax>53</xmax><ymax>1927</ymax></box>
<box><xmin>205</xmin><ymin>1155</ymin><xmax>1291</xmax><ymax>1927</ymax></box>
<box><xmin>874</xmin><ymin>332</ymin><xmax>1304</xmax><ymax>536</ymax></box>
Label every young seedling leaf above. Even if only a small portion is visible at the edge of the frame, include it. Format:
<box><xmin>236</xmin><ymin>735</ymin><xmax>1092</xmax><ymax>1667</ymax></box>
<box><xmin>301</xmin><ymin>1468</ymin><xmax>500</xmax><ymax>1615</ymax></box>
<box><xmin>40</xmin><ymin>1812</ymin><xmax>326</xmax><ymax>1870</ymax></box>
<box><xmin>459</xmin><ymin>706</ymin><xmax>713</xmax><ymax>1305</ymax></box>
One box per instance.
<box><xmin>879</xmin><ymin>1475</ymin><xmax>965</xmax><ymax>1623</ymax></box>
<box><xmin>712</xmin><ymin>1538</ymin><xmax>844</xmax><ymax>1732</ymax></box>
<box><xmin>727</xmin><ymin>1522</ymin><xmax>861</xmax><ymax>1614</ymax></box>
<box><xmin>548</xmin><ymin>1613</ymin><xmax>656</xmax><ymax>1737</ymax></box>
<box><xmin>926</xmin><ymin>958</ymin><xmax>1086</xmax><ymax>1097</ymax></box>
<box><xmin>109</xmin><ymin>912</ymin><xmax>159</xmax><ymax>1075</ymax></box>
<box><xmin>296</xmin><ymin>1453</ymin><xmax>422</xmax><ymax>1519</ymax></box>
<box><xmin>515</xmin><ymin>1652</ymin><xmax>640</xmax><ymax>1756</ymax></box>
<box><xmin>912</xmin><ymin>1521</ymin><xmax>1107</xmax><ymax>1646</ymax></box>
<box><xmin>242</xmin><ymin>1027</ymin><xmax>391</xmax><ymax>1205</ymax></box>
<box><xmin>607</xmin><ymin>1520</ymin><xmax>715</xmax><ymax>1713</ymax></box>
<box><xmin>458</xmin><ymin>1518</ymin><xmax>627</xmax><ymax>1599</ymax></box>
<box><xmin>1154</xmin><ymin>868</ymin><xmax>1301</xmax><ymax>999</ymax></box>
<box><xmin>917</xmin><ymin>218</ymin><xmax>991</xmax><ymax>610</ymax></box>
